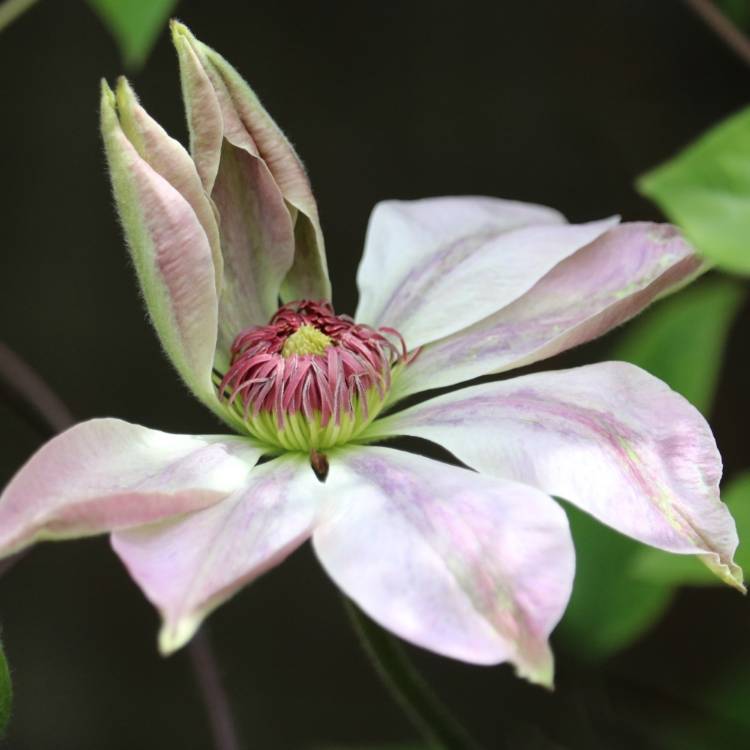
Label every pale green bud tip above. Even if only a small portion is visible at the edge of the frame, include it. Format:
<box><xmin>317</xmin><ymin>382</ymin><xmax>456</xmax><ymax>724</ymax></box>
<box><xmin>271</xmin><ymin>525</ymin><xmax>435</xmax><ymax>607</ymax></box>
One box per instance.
<box><xmin>169</xmin><ymin>19</ymin><xmax>194</xmax><ymax>49</ymax></box>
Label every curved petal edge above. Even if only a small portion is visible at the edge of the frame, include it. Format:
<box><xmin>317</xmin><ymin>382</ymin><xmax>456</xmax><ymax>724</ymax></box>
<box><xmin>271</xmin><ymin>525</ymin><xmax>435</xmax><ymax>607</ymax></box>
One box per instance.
<box><xmin>368</xmin><ymin>363</ymin><xmax>743</xmax><ymax>591</ymax></box>
<box><xmin>313</xmin><ymin>446</ymin><xmax>576</xmax><ymax>686</ymax></box>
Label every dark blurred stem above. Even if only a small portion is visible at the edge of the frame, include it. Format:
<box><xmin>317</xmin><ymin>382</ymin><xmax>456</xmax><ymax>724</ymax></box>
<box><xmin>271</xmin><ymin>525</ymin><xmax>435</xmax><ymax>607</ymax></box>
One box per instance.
<box><xmin>0</xmin><ymin>342</ymin><xmax>74</xmax><ymax>435</ymax></box>
<box><xmin>0</xmin><ymin>342</ymin><xmax>73</xmax><ymax>577</ymax></box>
<box><xmin>684</xmin><ymin>0</ymin><xmax>750</xmax><ymax>66</ymax></box>
<box><xmin>0</xmin><ymin>342</ymin><xmax>240</xmax><ymax>750</ymax></box>
<box><xmin>0</xmin><ymin>0</ymin><xmax>40</xmax><ymax>32</ymax></box>
<box><xmin>343</xmin><ymin>597</ymin><xmax>489</xmax><ymax>750</ymax></box>
<box><xmin>189</xmin><ymin>628</ymin><xmax>242</xmax><ymax>750</ymax></box>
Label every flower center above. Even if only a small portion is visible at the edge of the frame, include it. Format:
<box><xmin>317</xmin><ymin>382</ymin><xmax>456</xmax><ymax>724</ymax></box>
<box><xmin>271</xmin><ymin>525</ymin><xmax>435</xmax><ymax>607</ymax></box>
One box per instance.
<box><xmin>281</xmin><ymin>324</ymin><xmax>332</xmax><ymax>358</ymax></box>
<box><xmin>217</xmin><ymin>300</ymin><xmax>409</xmax><ymax>451</ymax></box>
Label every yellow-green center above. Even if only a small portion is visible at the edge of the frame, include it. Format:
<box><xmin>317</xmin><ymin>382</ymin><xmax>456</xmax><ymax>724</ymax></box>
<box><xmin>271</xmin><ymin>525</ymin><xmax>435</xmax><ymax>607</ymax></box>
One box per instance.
<box><xmin>281</xmin><ymin>324</ymin><xmax>333</xmax><ymax>357</ymax></box>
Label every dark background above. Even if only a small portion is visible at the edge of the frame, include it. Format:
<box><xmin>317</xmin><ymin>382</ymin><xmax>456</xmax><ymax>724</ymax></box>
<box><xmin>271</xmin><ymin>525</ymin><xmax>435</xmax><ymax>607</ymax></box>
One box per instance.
<box><xmin>1</xmin><ymin>1</ymin><xmax>749</xmax><ymax>748</ymax></box>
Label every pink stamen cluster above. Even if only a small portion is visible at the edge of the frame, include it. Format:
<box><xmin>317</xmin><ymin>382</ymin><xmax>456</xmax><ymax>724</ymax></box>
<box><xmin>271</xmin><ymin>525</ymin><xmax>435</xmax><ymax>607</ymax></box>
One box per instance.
<box><xmin>219</xmin><ymin>301</ymin><xmax>410</xmax><ymax>428</ymax></box>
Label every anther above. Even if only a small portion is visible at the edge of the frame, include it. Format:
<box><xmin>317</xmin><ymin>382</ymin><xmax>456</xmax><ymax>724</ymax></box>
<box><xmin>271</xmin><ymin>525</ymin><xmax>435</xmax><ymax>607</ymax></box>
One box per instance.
<box><xmin>310</xmin><ymin>449</ymin><xmax>329</xmax><ymax>482</ymax></box>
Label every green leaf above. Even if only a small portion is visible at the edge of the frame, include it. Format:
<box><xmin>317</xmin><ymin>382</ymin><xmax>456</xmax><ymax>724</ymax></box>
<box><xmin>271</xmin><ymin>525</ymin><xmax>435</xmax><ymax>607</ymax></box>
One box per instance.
<box><xmin>0</xmin><ymin>639</ymin><xmax>11</xmax><ymax>737</ymax></box>
<box><xmin>612</xmin><ymin>275</ymin><xmax>745</xmax><ymax>415</ymax></box>
<box><xmin>87</xmin><ymin>0</ymin><xmax>179</xmax><ymax>69</ymax></box>
<box><xmin>630</xmin><ymin>471</ymin><xmax>750</xmax><ymax>587</ymax></box>
<box><xmin>658</xmin><ymin>658</ymin><xmax>750</xmax><ymax>749</ymax></box>
<box><xmin>558</xmin><ymin>279</ymin><xmax>745</xmax><ymax>659</ymax></box>
<box><xmin>637</xmin><ymin>105</ymin><xmax>750</xmax><ymax>274</ymax></box>
<box><xmin>557</xmin><ymin>505</ymin><xmax>675</xmax><ymax>661</ymax></box>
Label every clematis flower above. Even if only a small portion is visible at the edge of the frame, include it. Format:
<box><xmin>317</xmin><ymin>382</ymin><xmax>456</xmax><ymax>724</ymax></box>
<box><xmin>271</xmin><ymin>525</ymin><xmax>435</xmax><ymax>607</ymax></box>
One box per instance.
<box><xmin>0</xmin><ymin>22</ymin><xmax>742</xmax><ymax>687</ymax></box>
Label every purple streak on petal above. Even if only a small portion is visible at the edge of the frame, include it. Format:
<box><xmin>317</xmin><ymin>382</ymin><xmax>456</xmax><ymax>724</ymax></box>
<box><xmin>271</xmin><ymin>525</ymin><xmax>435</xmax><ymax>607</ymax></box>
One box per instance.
<box><xmin>391</xmin><ymin>223</ymin><xmax>702</xmax><ymax>400</ymax></box>
<box><xmin>313</xmin><ymin>446</ymin><xmax>575</xmax><ymax>686</ymax></box>
<box><xmin>0</xmin><ymin>419</ymin><xmax>260</xmax><ymax>557</ymax></box>
<box><xmin>356</xmin><ymin>197</ymin><xmax>566</xmax><ymax>334</ymax></box>
<box><xmin>369</xmin><ymin>362</ymin><xmax>741</xmax><ymax>588</ymax></box>
<box><xmin>356</xmin><ymin>197</ymin><xmax>621</xmax><ymax>348</ymax></box>
<box><xmin>111</xmin><ymin>453</ymin><xmax>321</xmax><ymax>654</ymax></box>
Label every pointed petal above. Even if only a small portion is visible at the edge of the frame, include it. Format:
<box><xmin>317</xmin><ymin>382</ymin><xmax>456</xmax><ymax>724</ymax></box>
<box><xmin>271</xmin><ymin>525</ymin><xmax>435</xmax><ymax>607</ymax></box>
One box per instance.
<box><xmin>314</xmin><ymin>447</ymin><xmax>575</xmax><ymax>686</ymax></box>
<box><xmin>197</xmin><ymin>38</ymin><xmax>330</xmax><ymax>303</ymax></box>
<box><xmin>355</xmin><ymin>196</ymin><xmax>616</xmax><ymax>348</ymax></box>
<box><xmin>172</xmin><ymin>22</ymin><xmax>330</xmax><ymax>327</ymax></box>
<box><xmin>171</xmin><ymin>23</ymin><xmax>224</xmax><ymax>192</ymax></box>
<box><xmin>390</xmin><ymin>222</ymin><xmax>702</xmax><ymax>401</ymax></box>
<box><xmin>100</xmin><ymin>80</ymin><xmax>219</xmax><ymax>407</ymax></box>
<box><xmin>171</xmin><ymin>29</ymin><xmax>294</xmax><ymax>347</ymax></box>
<box><xmin>0</xmin><ymin>419</ymin><xmax>261</xmax><ymax>558</ymax></box>
<box><xmin>356</xmin><ymin>198</ymin><xmax>565</xmax><ymax>331</ymax></box>
<box><xmin>115</xmin><ymin>77</ymin><xmax>224</xmax><ymax>298</ymax></box>
<box><xmin>111</xmin><ymin>453</ymin><xmax>321</xmax><ymax>654</ymax></box>
<box><xmin>368</xmin><ymin>363</ymin><xmax>742</xmax><ymax>589</ymax></box>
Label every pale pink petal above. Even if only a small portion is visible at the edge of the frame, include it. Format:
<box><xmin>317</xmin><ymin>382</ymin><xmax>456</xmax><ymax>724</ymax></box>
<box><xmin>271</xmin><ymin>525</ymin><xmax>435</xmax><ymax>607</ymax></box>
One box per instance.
<box><xmin>390</xmin><ymin>223</ymin><xmax>701</xmax><ymax>401</ymax></box>
<box><xmin>111</xmin><ymin>453</ymin><xmax>321</xmax><ymax>654</ymax></box>
<box><xmin>197</xmin><ymin>41</ymin><xmax>330</xmax><ymax>303</ymax></box>
<box><xmin>0</xmin><ymin>419</ymin><xmax>261</xmax><ymax>558</ymax></box>
<box><xmin>114</xmin><ymin>77</ymin><xmax>224</xmax><ymax>301</ymax></box>
<box><xmin>172</xmin><ymin>25</ymin><xmax>296</xmax><ymax>350</ymax></box>
<box><xmin>314</xmin><ymin>446</ymin><xmax>575</xmax><ymax>686</ymax></box>
<box><xmin>356</xmin><ymin>198</ymin><xmax>564</xmax><ymax>331</ymax></box>
<box><xmin>355</xmin><ymin>196</ymin><xmax>617</xmax><ymax>348</ymax></box>
<box><xmin>368</xmin><ymin>363</ymin><xmax>742</xmax><ymax>589</ymax></box>
<box><xmin>100</xmin><ymin>82</ymin><xmax>219</xmax><ymax>408</ymax></box>
<box><xmin>172</xmin><ymin>23</ymin><xmax>330</xmax><ymax>330</ymax></box>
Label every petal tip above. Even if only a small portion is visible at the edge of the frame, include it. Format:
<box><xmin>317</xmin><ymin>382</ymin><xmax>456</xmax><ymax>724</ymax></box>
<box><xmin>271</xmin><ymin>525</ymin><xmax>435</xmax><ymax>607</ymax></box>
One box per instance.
<box><xmin>701</xmin><ymin>553</ymin><xmax>745</xmax><ymax>593</ymax></box>
<box><xmin>114</xmin><ymin>75</ymin><xmax>135</xmax><ymax>102</ymax></box>
<box><xmin>514</xmin><ymin>644</ymin><xmax>556</xmax><ymax>690</ymax></box>
<box><xmin>169</xmin><ymin>19</ymin><xmax>198</xmax><ymax>54</ymax></box>
<box><xmin>100</xmin><ymin>78</ymin><xmax>115</xmax><ymax>104</ymax></box>
<box><xmin>158</xmin><ymin>615</ymin><xmax>200</xmax><ymax>656</ymax></box>
<box><xmin>169</xmin><ymin>18</ymin><xmax>189</xmax><ymax>40</ymax></box>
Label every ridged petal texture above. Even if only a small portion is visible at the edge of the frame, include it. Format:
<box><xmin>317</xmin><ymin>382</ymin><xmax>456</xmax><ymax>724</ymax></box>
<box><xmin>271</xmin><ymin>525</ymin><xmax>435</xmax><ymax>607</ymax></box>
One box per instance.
<box><xmin>0</xmin><ymin>419</ymin><xmax>261</xmax><ymax>557</ymax></box>
<box><xmin>172</xmin><ymin>21</ymin><xmax>330</xmax><ymax>366</ymax></box>
<box><xmin>314</xmin><ymin>446</ymin><xmax>575</xmax><ymax>686</ymax></box>
<box><xmin>100</xmin><ymin>81</ymin><xmax>220</xmax><ymax>408</ymax></box>
<box><xmin>368</xmin><ymin>362</ymin><xmax>742</xmax><ymax>589</ymax></box>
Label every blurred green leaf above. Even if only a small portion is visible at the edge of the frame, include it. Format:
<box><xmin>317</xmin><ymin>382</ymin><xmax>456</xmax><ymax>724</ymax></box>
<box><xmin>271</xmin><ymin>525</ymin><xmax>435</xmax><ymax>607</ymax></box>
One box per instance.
<box><xmin>557</xmin><ymin>506</ymin><xmax>674</xmax><ymax>660</ymax></box>
<box><xmin>630</xmin><ymin>471</ymin><xmax>750</xmax><ymax>586</ymax></box>
<box><xmin>314</xmin><ymin>745</ymin><xmax>426</xmax><ymax>750</ymax></box>
<box><xmin>559</xmin><ymin>278</ymin><xmax>745</xmax><ymax>659</ymax></box>
<box><xmin>87</xmin><ymin>0</ymin><xmax>178</xmax><ymax>69</ymax></box>
<box><xmin>660</xmin><ymin>659</ymin><xmax>750</xmax><ymax>749</ymax></box>
<box><xmin>613</xmin><ymin>276</ymin><xmax>745</xmax><ymax>415</ymax></box>
<box><xmin>637</xmin><ymin>105</ymin><xmax>750</xmax><ymax>274</ymax></box>
<box><xmin>0</xmin><ymin>639</ymin><xmax>11</xmax><ymax>737</ymax></box>
<box><xmin>716</xmin><ymin>0</ymin><xmax>750</xmax><ymax>30</ymax></box>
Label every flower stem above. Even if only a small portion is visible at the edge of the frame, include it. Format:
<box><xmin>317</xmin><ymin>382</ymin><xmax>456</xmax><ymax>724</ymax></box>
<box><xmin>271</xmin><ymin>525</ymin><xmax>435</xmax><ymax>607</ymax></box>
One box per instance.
<box><xmin>0</xmin><ymin>342</ymin><xmax>74</xmax><ymax>435</ymax></box>
<box><xmin>684</xmin><ymin>0</ymin><xmax>750</xmax><ymax>67</ymax></box>
<box><xmin>0</xmin><ymin>0</ymin><xmax>40</xmax><ymax>33</ymax></box>
<box><xmin>188</xmin><ymin>627</ymin><xmax>242</xmax><ymax>750</ymax></box>
<box><xmin>343</xmin><ymin>597</ymin><xmax>488</xmax><ymax>750</ymax></box>
<box><xmin>0</xmin><ymin>343</ymin><xmax>240</xmax><ymax>750</ymax></box>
